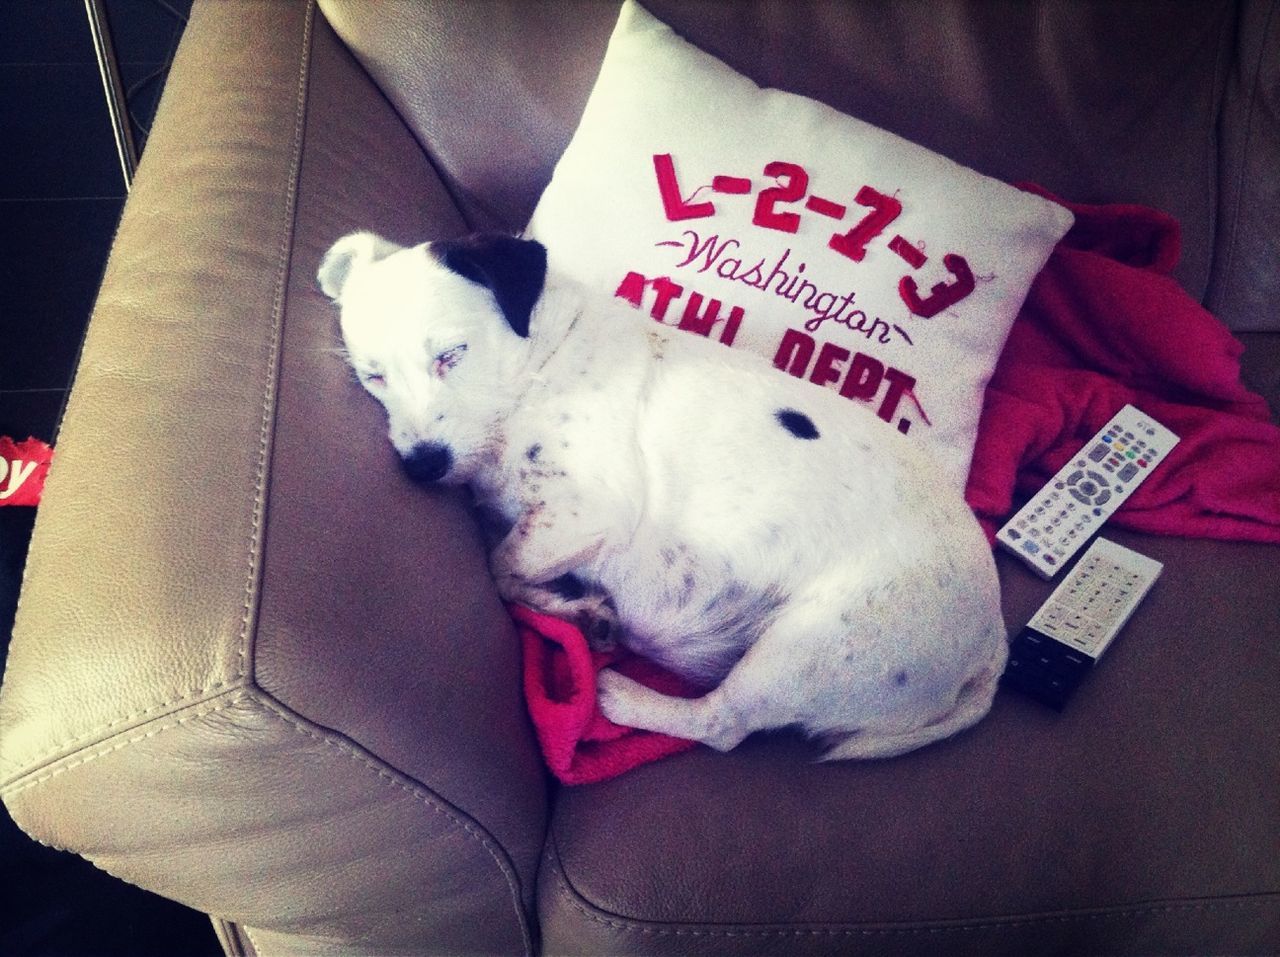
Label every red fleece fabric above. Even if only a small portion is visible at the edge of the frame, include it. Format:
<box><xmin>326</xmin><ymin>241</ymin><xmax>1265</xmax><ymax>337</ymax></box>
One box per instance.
<box><xmin>518</xmin><ymin>186</ymin><xmax>1280</xmax><ymax>785</ymax></box>
<box><xmin>967</xmin><ymin>184</ymin><xmax>1280</xmax><ymax>544</ymax></box>
<box><xmin>511</xmin><ymin>605</ymin><xmax>699</xmax><ymax>785</ymax></box>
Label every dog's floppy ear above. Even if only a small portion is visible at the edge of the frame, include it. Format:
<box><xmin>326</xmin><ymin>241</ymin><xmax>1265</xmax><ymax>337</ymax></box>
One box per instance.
<box><xmin>317</xmin><ymin>232</ymin><xmax>402</xmax><ymax>302</ymax></box>
<box><xmin>434</xmin><ymin>233</ymin><xmax>547</xmax><ymax>338</ymax></box>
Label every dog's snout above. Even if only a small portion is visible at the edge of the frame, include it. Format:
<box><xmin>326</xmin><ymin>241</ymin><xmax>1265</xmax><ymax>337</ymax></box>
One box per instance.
<box><xmin>401</xmin><ymin>442</ymin><xmax>453</xmax><ymax>484</ymax></box>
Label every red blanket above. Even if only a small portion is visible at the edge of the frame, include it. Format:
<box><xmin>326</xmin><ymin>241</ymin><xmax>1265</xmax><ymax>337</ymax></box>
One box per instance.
<box><xmin>968</xmin><ymin>184</ymin><xmax>1280</xmax><ymax>544</ymax></box>
<box><xmin>518</xmin><ymin>188</ymin><xmax>1280</xmax><ymax>785</ymax></box>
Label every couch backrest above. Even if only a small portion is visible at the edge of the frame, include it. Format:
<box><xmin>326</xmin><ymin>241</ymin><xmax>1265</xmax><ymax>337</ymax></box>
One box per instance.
<box><xmin>318</xmin><ymin>0</ymin><xmax>1278</xmax><ymax>332</ymax></box>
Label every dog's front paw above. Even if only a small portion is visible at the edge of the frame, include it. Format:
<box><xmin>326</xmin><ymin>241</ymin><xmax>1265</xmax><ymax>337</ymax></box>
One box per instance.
<box><xmin>492</xmin><ymin>572</ymin><xmax>526</xmax><ymax>605</ymax></box>
<box><xmin>595</xmin><ymin>668</ymin><xmax>647</xmax><ymax>727</ymax></box>
<box><xmin>577</xmin><ymin>597</ymin><xmax>619</xmax><ymax>652</ymax></box>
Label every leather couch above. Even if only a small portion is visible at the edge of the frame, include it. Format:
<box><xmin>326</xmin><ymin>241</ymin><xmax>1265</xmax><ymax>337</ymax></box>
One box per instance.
<box><xmin>2</xmin><ymin>1</ymin><xmax>1277</xmax><ymax>954</ymax></box>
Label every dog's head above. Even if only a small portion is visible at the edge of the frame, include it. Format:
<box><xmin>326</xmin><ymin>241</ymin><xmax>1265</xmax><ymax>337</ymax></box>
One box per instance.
<box><xmin>318</xmin><ymin>231</ymin><xmax>547</xmax><ymax>485</ymax></box>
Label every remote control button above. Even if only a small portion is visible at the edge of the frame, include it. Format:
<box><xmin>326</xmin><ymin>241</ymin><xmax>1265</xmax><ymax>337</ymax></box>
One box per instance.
<box><xmin>1089</xmin><ymin>443</ymin><xmax>1108</xmax><ymax>462</ymax></box>
<box><xmin>1118</xmin><ymin>463</ymin><xmax>1139</xmax><ymax>481</ymax></box>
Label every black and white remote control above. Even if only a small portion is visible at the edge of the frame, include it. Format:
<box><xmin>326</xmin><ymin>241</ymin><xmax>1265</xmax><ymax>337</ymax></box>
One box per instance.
<box><xmin>1001</xmin><ymin>537</ymin><xmax>1163</xmax><ymax>709</ymax></box>
<box><xmin>996</xmin><ymin>404</ymin><xmax>1179</xmax><ymax>578</ymax></box>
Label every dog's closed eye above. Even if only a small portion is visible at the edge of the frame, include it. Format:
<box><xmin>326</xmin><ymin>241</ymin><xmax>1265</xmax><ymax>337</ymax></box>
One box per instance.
<box><xmin>357</xmin><ymin>364</ymin><xmax>386</xmax><ymax>388</ymax></box>
<box><xmin>433</xmin><ymin>344</ymin><xmax>468</xmax><ymax>377</ymax></box>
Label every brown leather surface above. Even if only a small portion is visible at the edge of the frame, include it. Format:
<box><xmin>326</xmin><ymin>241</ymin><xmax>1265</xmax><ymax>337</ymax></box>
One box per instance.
<box><xmin>0</xmin><ymin>0</ymin><xmax>311</xmax><ymax>800</ymax></box>
<box><xmin>0</xmin><ymin>2</ymin><xmax>543</xmax><ymax>954</ymax></box>
<box><xmin>1239</xmin><ymin>331</ymin><xmax>1280</xmax><ymax>417</ymax></box>
<box><xmin>1207</xmin><ymin>0</ymin><xmax>1280</xmax><ymax>332</ymax></box>
<box><xmin>318</xmin><ymin>0</ymin><xmax>618</xmax><ymax>233</ymax></box>
<box><xmin>320</xmin><ymin>0</ymin><xmax>1243</xmax><ymax>319</ymax></box>
<box><xmin>255</xmin><ymin>0</ymin><xmax>548</xmax><ymax>909</ymax></box>
<box><xmin>541</xmin><ymin>524</ymin><xmax>1280</xmax><ymax>955</ymax></box>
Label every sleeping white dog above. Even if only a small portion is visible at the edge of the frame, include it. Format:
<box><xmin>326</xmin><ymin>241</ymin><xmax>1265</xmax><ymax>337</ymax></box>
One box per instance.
<box><xmin>318</xmin><ymin>231</ymin><xmax>1007</xmax><ymax>760</ymax></box>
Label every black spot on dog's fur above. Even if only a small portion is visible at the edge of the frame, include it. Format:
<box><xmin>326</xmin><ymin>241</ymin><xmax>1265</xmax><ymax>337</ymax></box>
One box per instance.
<box><xmin>526</xmin><ymin>443</ymin><xmax>542</xmax><ymax>462</ymax></box>
<box><xmin>547</xmin><ymin>573</ymin><xmax>587</xmax><ymax>602</ymax></box>
<box><xmin>776</xmin><ymin>408</ymin><xmax>819</xmax><ymax>440</ymax></box>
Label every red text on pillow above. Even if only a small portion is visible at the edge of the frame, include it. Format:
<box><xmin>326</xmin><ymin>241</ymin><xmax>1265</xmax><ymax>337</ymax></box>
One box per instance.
<box><xmin>653</xmin><ymin>153</ymin><xmax>715</xmax><ymax>221</ymax></box>
<box><xmin>774</xmin><ymin>328</ymin><xmax>920</xmax><ymax>433</ymax></box>
<box><xmin>752</xmin><ymin>161</ymin><xmax>808</xmax><ymax>233</ymax></box>
<box><xmin>899</xmin><ymin>254</ymin><xmax>976</xmax><ymax>319</ymax></box>
<box><xmin>828</xmin><ymin>186</ymin><xmax>902</xmax><ymax>263</ymax></box>
<box><xmin>651</xmin><ymin>154</ymin><xmax>978</xmax><ymax>318</ymax></box>
<box><xmin>614</xmin><ymin>271</ymin><xmax>743</xmax><ymax>345</ymax></box>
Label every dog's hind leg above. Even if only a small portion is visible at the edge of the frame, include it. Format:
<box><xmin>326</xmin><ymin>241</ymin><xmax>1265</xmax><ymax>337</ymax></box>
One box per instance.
<box><xmin>490</xmin><ymin>505</ymin><xmax>606</xmax><ymax>588</ymax></box>
<box><xmin>490</xmin><ymin>508</ymin><xmax>622</xmax><ymax>647</ymax></box>
<box><xmin>596</xmin><ymin>624</ymin><xmax>805</xmax><ymax>750</ymax></box>
<box><xmin>816</xmin><ymin>637</ymin><xmax>1006</xmax><ymax>761</ymax></box>
<box><xmin>596</xmin><ymin>669</ymin><xmax>762</xmax><ymax>751</ymax></box>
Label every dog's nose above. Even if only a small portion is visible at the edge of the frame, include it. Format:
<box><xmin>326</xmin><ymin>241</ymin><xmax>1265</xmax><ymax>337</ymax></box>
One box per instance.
<box><xmin>401</xmin><ymin>442</ymin><xmax>453</xmax><ymax>484</ymax></box>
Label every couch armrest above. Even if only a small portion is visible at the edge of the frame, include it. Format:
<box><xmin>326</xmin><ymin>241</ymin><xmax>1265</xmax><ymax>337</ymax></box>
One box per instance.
<box><xmin>0</xmin><ymin>2</ymin><xmax>546</xmax><ymax>954</ymax></box>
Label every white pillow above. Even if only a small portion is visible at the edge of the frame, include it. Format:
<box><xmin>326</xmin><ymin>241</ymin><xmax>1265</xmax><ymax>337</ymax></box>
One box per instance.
<box><xmin>527</xmin><ymin>0</ymin><xmax>1073</xmax><ymax>491</ymax></box>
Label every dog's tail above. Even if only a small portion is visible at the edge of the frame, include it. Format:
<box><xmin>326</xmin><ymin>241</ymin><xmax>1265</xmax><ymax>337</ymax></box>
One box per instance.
<box><xmin>816</xmin><ymin>636</ymin><xmax>1007</xmax><ymax>762</ymax></box>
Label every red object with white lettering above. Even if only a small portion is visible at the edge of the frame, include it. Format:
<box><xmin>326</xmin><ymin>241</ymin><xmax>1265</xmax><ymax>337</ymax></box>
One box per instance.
<box><xmin>0</xmin><ymin>436</ymin><xmax>53</xmax><ymax>507</ymax></box>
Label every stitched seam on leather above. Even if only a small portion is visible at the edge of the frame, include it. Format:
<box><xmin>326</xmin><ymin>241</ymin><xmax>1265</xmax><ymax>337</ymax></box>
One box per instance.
<box><xmin>2</xmin><ymin>688</ymin><xmax>534</xmax><ymax>955</ymax></box>
<box><xmin>0</xmin><ymin>679</ymin><xmax>252</xmax><ymax>790</ymax></box>
<box><xmin>0</xmin><ymin>1</ymin><xmax>317</xmax><ymax>790</ymax></box>
<box><xmin>237</xmin><ymin>0</ymin><xmax>315</xmax><ymax>680</ymax></box>
<box><xmin>0</xmin><ymin>693</ymin><xmax>243</xmax><ymax>798</ymax></box>
<box><xmin>211</xmin><ymin>918</ymin><xmax>249</xmax><ymax>957</ymax></box>
<box><xmin>547</xmin><ymin>837</ymin><xmax>1277</xmax><ymax>939</ymax></box>
<box><xmin>251</xmin><ymin>694</ymin><xmax>535</xmax><ymax>957</ymax></box>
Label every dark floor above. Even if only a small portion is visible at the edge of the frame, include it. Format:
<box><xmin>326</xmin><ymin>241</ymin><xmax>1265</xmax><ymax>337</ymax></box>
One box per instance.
<box><xmin>1</xmin><ymin>2</ymin><xmax>220</xmax><ymax>954</ymax></box>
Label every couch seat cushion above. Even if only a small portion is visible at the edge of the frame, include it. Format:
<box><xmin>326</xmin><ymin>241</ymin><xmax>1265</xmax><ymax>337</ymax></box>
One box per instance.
<box><xmin>540</xmin><ymin>529</ymin><xmax>1280</xmax><ymax>955</ymax></box>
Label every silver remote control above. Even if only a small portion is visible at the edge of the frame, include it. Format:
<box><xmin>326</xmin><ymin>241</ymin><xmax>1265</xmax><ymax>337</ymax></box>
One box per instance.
<box><xmin>1001</xmin><ymin>537</ymin><xmax>1163</xmax><ymax>709</ymax></box>
<box><xmin>996</xmin><ymin>404</ymin><xmax>1179</xmax><ymax>578</ymax></box>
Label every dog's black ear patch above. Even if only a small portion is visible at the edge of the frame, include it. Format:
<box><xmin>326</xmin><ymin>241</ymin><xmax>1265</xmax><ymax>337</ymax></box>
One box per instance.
<box><xmin>776</xmin><ymin>408</ymin><xmax>820</xmax><ymax>440</ymax></box>
<box><xmin>435</xmin><ymin>233</ymin><xmax>547</xmax><ymax>338</ymax></box>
